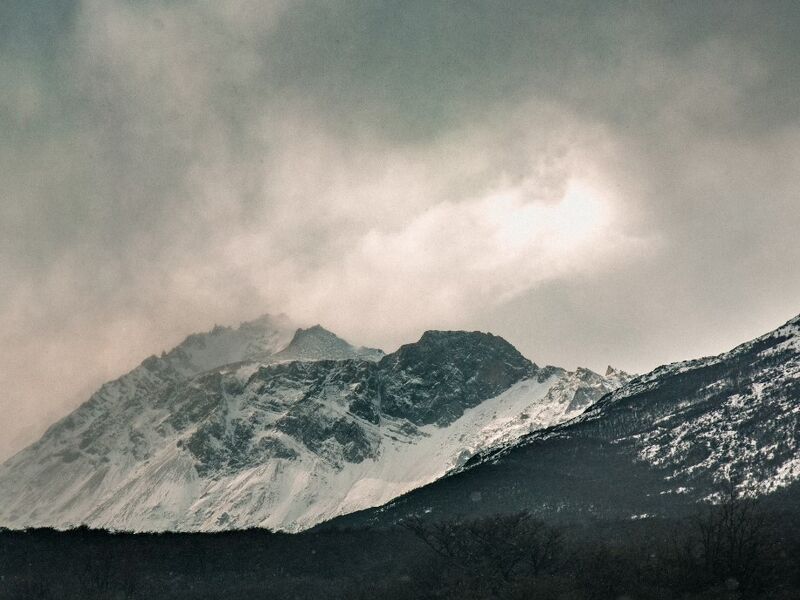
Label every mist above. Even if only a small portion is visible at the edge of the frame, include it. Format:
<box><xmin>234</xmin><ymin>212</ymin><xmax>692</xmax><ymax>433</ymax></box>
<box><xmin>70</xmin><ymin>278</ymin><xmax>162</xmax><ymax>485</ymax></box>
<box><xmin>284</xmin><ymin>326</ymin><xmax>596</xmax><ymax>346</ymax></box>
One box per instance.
<box><xmin>2</xmin><ymin>0</ymin><xmax>799</xmax><ymax>460</ymax></box>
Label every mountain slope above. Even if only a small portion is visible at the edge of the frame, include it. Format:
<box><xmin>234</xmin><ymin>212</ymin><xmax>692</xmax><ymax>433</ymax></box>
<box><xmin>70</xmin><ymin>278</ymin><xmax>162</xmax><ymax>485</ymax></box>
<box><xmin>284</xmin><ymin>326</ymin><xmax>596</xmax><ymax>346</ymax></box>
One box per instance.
<box><xmin>329</xmin><ymin>314</ymin><xmax>800</xmax><ymax>529</ymax></box>
<box><xmin>0</xmin><ymin>322</ymin><xmax>627</xmax><ymax>532</ymax></box>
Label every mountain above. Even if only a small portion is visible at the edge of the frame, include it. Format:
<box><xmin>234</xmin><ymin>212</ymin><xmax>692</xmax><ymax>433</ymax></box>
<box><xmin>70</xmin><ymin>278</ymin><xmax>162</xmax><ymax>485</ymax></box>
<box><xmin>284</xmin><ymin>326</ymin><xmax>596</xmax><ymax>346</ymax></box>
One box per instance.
<box><xmin>271</xmin><ymin>325</ymin><xmax>384</xmax><ymax>363</ymax></box>
<box><xmin>328</xmin><ymin>314</ymin><xmax>800</xmax><ymax>529</ymax></box>
<box><xmin>160</xmin><ymin>313</ymin><xmax>297</xmax><ymax>375</ymax></box>
<box><xmin>0</xmin><ymin>319</ymin><xmax>628</xmax><ymax>532</ymax></box>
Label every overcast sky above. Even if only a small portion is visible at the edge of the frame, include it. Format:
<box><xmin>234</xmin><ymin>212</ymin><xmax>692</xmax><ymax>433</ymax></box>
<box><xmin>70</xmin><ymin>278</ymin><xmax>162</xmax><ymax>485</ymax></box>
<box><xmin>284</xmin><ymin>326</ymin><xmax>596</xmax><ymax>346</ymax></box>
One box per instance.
<box><xmin>2</xmin><ymin>0</ymin><xmax>799</xmax><ymax>461</ymax></box>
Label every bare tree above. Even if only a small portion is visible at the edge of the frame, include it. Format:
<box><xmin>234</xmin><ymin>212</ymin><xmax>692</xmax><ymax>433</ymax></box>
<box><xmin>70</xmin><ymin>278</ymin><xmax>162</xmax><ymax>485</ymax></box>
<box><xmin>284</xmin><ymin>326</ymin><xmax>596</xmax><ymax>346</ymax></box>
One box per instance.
<box><xmin>404</xmin><ymin>511</ymin><xmax>562</xmax><ymax>597</ymax></box>
<box><xmin>664</xmin><ymin>482</ymin><xmax>772</xmax><ymax>596</ymax></box>
<box><xmin>694</xmin><ymin>483</ymin><xmax>770</xmax><ymax>593</ymax></box>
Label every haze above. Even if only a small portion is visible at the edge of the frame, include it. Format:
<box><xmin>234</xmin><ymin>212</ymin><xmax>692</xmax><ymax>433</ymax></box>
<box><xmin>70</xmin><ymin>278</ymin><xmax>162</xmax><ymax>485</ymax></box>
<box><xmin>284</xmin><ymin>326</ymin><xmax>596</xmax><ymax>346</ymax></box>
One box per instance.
<box><xmin>2</xmin><ymin>1</ymin><xmax>799</xmax><ymax>461</ymax></box>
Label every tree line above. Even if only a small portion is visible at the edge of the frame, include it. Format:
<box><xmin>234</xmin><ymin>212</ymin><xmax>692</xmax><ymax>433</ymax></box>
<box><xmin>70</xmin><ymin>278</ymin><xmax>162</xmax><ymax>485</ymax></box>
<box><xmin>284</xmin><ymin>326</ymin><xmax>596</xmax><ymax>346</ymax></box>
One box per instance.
<box><xmin>1</xmin><ymin>489</ymin><xmax>798</xmax><ymax>599</ymax></box>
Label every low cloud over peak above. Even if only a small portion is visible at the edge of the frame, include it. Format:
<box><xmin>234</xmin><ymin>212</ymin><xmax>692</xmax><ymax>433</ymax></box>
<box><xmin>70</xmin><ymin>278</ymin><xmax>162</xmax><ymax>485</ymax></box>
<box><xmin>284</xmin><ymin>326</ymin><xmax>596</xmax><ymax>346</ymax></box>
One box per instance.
<box><xmin>1</xmin><ymin>0</ymin><xmax>799</xmax><ymax>460</ymax></box>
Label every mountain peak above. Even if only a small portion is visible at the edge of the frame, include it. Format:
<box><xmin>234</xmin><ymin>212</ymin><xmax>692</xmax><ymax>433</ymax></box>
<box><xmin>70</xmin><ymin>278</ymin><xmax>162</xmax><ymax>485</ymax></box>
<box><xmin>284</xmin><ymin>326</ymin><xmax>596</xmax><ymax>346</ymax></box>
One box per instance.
<box><xmin>410</xmin><ymin>330</ymin><xmax>521</xmax><ymax>354</ymax></box>
<box><xmin>159</xmin><ymin>313</ymin><xmax>297</xmax><ymax>376</ymax></box>
<box><xmin>273</xmin><ymin>325</ymin><xmax>384</xmax><ymax>362</ymax></box>
<box><xmin>379</xmin><ymin>330</ymin><xmax>537</xmax><ymax>426</ymax></box>
<box><xmin>394</xmin><ymin>330</ymin><xmax>537</xmax><ymax>373</ymax></box>
<box><xmin>604</xmin><ymin>365</ymin><xmax>633</xmax><ymax>379</ymax></box>
<box><xmin>418</xmin><ymin>329</ymin><xmax>496</xmax><ymax>341</ymax></box>
<box><xmin>292</xmin><ymin>324</ymin><xmax>338</xmax><ymax>339</ymax></box>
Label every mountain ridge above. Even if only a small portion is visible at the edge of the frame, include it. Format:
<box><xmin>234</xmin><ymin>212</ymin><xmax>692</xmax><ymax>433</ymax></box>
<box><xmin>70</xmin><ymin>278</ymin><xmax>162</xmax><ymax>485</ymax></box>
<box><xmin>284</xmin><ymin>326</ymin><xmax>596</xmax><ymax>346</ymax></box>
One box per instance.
<box><xmin>324</xmin><ymin>313</ymin><xmax>800</xmax><ymax>529</ymax></box>
<box><xmin>0</xmin><ymin>317</ymin><xmax>628</xmax><ymax>532</ymax></box>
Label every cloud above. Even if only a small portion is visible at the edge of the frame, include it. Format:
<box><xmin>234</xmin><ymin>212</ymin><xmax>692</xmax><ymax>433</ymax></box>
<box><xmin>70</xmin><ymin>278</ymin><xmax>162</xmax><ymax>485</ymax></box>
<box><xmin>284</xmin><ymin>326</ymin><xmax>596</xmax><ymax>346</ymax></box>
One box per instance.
<box><xmin>210</xmin><ymin>108</ymin><xmax>651</xmax><ymax>342</ymax></box>
<box><xmin>1</xmin><ymin>0</ymin><xmax>799</xmax><ymax>460</ymax></box>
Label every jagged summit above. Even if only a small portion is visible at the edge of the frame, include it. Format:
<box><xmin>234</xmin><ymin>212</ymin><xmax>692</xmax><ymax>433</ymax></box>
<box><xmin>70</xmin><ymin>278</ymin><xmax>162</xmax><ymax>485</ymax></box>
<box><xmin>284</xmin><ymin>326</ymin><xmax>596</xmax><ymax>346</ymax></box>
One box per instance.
<box><xmin>272</xmin><ymin>324</ymin><xmax>383</xmax><ymax>362</ymax></box>
<box><xmin>159</xmin><ymin>313</ymin><xmax>297</xmax><ymax>376</ymax></box>
<box><xmin>601</xmin><ymin>365</ymin><xmax>633</xmax><ymax>388</ymax></box>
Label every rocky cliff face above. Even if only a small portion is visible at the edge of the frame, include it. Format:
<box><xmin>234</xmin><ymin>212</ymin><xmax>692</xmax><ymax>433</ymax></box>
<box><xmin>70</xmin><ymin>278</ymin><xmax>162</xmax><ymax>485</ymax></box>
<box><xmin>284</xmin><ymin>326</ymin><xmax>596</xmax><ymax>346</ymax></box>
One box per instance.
<box><xmin>378</xmin><ymin>331</ymin><xmax>538</xmax><ymax>425</ymax></box>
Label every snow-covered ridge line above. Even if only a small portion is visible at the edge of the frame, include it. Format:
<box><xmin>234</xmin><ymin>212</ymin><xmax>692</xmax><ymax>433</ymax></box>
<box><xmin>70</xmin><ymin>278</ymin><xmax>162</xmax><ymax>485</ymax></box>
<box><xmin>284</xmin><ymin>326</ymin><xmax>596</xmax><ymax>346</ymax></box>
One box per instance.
<box><xmin>460</xmin><ymin>312</ymin><xmax>800</xmax><ymax>503</ymax></box>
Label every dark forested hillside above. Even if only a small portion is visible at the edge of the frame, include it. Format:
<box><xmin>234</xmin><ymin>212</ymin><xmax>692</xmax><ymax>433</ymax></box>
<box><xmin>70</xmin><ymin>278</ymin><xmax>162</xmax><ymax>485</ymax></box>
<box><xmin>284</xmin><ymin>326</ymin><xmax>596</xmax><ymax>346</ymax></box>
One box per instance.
<box><xmin>2</xmin><ymin>493</ymin><xmax>800</xmax><ymax>600</ymax></box>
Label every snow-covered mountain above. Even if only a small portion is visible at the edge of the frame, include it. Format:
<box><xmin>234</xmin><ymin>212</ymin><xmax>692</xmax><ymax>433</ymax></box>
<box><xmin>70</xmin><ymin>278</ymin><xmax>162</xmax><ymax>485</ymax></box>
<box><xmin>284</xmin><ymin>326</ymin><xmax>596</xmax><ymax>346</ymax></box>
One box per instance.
<box><xmin>0</xmin><ymin>317</ymin><xmax>628</xmax><ymax>532</ymax></box>
<box><xmin>331</xmin><ymin>314</ymin><xmax>800</xmax><ymax>529</ymax></box>
<box><xmin>271</xmin><ymin>325</ymin><xmax>384</xmax><ymax>363</ymax></box>
<box><xmin>160</xmin><ymin>314</ymin><xmax>298</xmax><ymax>376</ymax></box>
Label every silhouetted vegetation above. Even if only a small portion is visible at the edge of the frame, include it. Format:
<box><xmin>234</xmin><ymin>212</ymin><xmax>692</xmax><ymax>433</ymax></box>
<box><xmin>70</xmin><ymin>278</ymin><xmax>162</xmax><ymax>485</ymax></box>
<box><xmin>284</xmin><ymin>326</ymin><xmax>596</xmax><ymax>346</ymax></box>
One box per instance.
<box><xmin>1</xmin><ymin>492</ymin><xmax>798</xmax><ymax>599</ymax></box>
<box><xmin>404</xmin><ymin>512</ymin><xmax>564</xmax><ymax>598</ymax></box>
